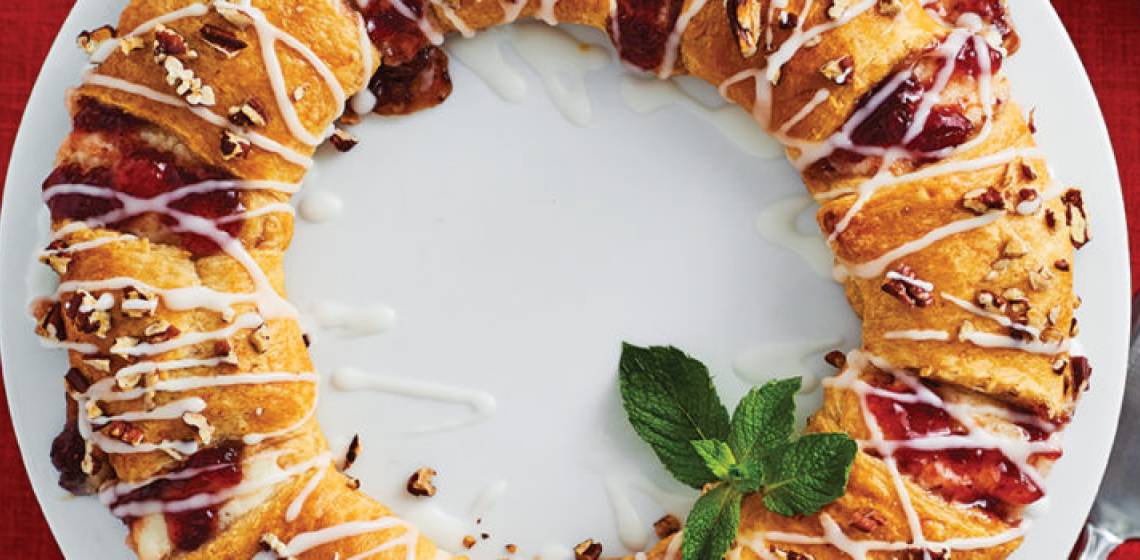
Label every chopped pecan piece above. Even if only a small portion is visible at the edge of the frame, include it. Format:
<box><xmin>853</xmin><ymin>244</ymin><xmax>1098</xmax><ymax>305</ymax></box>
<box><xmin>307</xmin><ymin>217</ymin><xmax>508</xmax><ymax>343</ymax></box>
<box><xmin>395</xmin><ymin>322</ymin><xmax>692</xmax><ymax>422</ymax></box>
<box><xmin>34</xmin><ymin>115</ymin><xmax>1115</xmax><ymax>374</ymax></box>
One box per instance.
<box><xmin>249</xmin><ymin>323</ymin><xmax>271</xmax><ymax>353</ymax></box>
<box><xmin>143</xmin><ymin>320</ymin><xmax>180</xmax><ymax>343</ymax></box>
<box><xmin>220</xmin><ymin>130</ymin><xmax>252</xmax><ymax>160</ymax></box>
<box><xmin>329</xmin><ymin>128</ymin><xmax>359</xmax><ymax>152</ymax></box>
<box><xmin>77</xmin><ymin>25</ymin><xmax>116</xmax><ymax>54</ymax></box>
<box><xmin>153</xmin><ymin>24</ymin><xmax>189</xmax><ymax>59</ymax></box>
<box><xmin>881</xmin><ymin>264</ymin><xmax>933</xmax><ymax>308</ymax></box>
<box><xmin>1071</xmin><ymin>356</ymin><xmax>1092</xmax><ymax>394</ymax></box>
<box><xmin>119</xmin><ymin>36</ymin><xmax>145</xmax><ymax>54</ymax></box>
<box><xmin>820</xmin><ymin>56</ymin><xmax>854</xmax><ymax>85</ymax></box>
<box><xmin>653</xmin><ymin>514</ymin><xmax>682</xmax><ymax>538</ymax></box>
<box><xmin>228</xmin><ymin>98</ymin><xmax>268</xmax><ymax>127</ymax></box>
<box><xmin>877</xmin><ymin>0</ymin><xmax>902</xmax><ymax>16</ymax></box>
<box><xmin>64</xmin><ymin>368</ymin><xmax>90</xmax><ymax>394</ymax></box>
<box><xmin>122</xmin><ymin>286</ymin><xmax>158</xmax><ymax>318</ymax></box>
<box><xmin>462</xmin><ymin>535</ymin><xmax>477</xmax><ymax>549</ymax></box>
<box><xmin>182</xmin><ymin>412</ymin><xmax>214</xmax><ymax>444</ymax></box>
<box><xmin>104</xmin><ymin>421</ymin><xmax>145</xmax><ymax>446</ymax></box>
<box><xmin>574</xmin><ymin>539</ymin><xmax>603</xmax><ymax>560</ymax></box>
<box><xmin>1054</xmin><ymin>259</ymin><xmax>1071</xmax><ymax>271</ymax></box>
<box><xmin>69</xmin><ymin>290</ymin><xmax>113</xmax><ymax>338</ymax></box>
<box><xmin>975</xmin><ymin>290</ymin><xmax>1007</xmax><ymax>314</ymax></box>
<box><xmin>37</xmin><ymin>302</ymin><xmax>68</xmax><ymax>342</ymax></box>
<box><xmin>1062</xmin><ymin>189</ymin><xmax>1090</xmax><ymax>248</ymax></box>
<box><xmin>259</xmin><ymin>533</ymin><xmax>293</xmax><ymax>559</ymax></box>
<box><xmin>200</xmin><ymin>23</ymin><xmax>248</xmax><ymax>57</ymax></box>
<box><xmin>1028</xmin><ymin>266</ymin><xmax>1055</xmax><ymax>292</ymax></box>
<box><xmin>726</xmin><ymin>0</ymin><xmax>762</xmax><ymax>58</ymax></box>
<box><xmin>851</xmin><ymin>508</ymin><xmax>886</xmax><ymax>532</ymax></box>
<box><xmin>343</xmin><ymin>434</ymin><xmax>361</xmax><ymax>470</ymax></box>
<box><xmin>962</xmin><ymin>186</ymin><xmax>1005</xmax><ymax>214</ymax></box>
<box><xmin>824</xmin><ymin>350</ymin><xmax>847</xmax><ymax>369</ymax></box>
<box><xmin>407</xmin><ymin>467</ymin><xmax>438</xmax><ymax>497</ymax></box>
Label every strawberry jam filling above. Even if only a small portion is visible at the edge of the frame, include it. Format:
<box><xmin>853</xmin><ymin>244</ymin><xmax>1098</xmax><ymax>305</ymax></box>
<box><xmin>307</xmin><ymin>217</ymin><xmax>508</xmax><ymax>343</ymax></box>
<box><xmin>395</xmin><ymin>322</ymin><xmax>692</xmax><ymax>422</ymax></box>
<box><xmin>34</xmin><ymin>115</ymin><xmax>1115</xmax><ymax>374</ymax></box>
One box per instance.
<box><xmin>864</xmin><ymin>377</ymin><xmax>1050</xmax><ymax>518</ymax></box>
<box><xmin>358</xmin><ymin>0</ymin><xmax>453</xmax><ymax>116</ymax></box>
<box><xmin>609</xmin><ymin>0</ymin><xmax>684</xmax><ymax>72</ymax></box>
<box><xmin>368</xmin><ymin>45</ymin><xmax>453</xmax><ymax>116</ymax></box>
<box><xmin>814</xmin><ymin>34</ymin><xmax>1003</xmax><ymax>176</ymax></box>
<box><xmin>923</xmin><ymin>0</ymin><xmax>1018</xmax><ymax>51</ymax></box>
<box><xmin>112</xmin><ymin>442</ymin><xmax>243</xmax><ymax>552</ymax></box>
<box><xmin>44</xmin><ymin>101</ymin><xmax>244</xmax><ymax>257</ymax></box>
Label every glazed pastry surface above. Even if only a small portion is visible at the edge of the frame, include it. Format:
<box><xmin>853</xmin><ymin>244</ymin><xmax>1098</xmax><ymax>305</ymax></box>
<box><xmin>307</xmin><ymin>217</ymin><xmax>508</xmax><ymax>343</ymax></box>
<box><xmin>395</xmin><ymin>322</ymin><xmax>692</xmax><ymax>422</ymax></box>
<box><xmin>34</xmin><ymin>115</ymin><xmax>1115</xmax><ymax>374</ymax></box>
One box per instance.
<box><xmin>33</xmin><ymin>0</ymin><xmax>1087</xmax><ymax>558</ymax></box>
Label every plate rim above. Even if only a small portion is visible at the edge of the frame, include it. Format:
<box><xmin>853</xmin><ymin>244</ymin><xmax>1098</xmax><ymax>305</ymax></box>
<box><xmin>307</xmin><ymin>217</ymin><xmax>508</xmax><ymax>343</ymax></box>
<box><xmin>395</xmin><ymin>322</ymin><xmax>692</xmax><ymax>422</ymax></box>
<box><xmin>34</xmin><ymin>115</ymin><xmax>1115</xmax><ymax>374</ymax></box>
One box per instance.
<box><xmin>0</xmin><ymin>0</ymin><xmax>1129</xmax><ymax>557</ymax></box>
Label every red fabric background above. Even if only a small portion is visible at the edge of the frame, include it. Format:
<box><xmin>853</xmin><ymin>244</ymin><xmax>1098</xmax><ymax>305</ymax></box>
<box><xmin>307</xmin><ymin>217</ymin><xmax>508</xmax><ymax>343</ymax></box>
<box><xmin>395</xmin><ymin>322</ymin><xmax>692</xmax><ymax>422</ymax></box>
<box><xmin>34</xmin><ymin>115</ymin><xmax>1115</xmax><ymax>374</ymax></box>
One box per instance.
<box><xmin>0</xmin><ymin>1</ymin><xmax>1135</xmax><ymax>557</ymax></box>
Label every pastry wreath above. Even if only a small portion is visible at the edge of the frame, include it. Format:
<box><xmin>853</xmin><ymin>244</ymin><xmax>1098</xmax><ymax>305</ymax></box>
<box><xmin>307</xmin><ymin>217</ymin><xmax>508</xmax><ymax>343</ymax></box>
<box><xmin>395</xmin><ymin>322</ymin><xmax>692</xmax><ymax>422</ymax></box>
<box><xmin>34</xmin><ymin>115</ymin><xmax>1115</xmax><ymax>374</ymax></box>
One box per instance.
<box><xmin>30</xmin><ymin>0</ymin><xmax>1091</xmax><ymax>558</ymax></box>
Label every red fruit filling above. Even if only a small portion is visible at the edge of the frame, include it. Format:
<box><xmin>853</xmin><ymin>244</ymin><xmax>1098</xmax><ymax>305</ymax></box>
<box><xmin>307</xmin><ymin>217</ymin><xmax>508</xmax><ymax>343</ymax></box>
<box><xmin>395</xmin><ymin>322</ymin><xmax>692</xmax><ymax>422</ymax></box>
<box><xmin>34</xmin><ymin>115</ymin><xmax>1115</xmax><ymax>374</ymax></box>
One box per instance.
<box><xmin>864</xmin><ymin>377</ymin><xmax>1049</xmax><ymax>518</ymax></box>
<box><xmin>815</xmin><ymin>34</ymin><xmax>1004</xmax><ymax>174</ymax></box>
<box><xmin>361</xmin><ymin>0</ymin><xmax>432</xmax><ymax>65</ymax></box>
<box><xmin>368</xmin><ymin>46</ymin><xmax>453</xmax><ymax>116</ymax></box>
<box><xmin>113</xmin><ymin>442</ymin><xmax>244</xmax><ymax>552</ymax></box>
<box><xmin>44</xmin><ymin>103</ymin><xmax>245</xmax><ymax>257</ymax></box>
<box><xmin>610</xmin><ymin>0</ymin><xmax>684</xmax><ymax>72</ymax></box>
<box><xmin>923</xmin><ymin>0</ymin><xmax>1017</xmax><ymax>48</ymax></box>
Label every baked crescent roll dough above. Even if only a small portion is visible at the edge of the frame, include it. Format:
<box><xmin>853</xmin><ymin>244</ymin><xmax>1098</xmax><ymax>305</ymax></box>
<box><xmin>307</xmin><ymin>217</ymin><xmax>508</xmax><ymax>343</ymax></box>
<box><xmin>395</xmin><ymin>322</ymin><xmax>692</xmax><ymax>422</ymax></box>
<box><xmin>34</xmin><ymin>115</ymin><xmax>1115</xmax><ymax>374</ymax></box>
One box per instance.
<box><xmin>32</xmin><ymin>0</ymin><xmax>1085</xmax><ymax>558</ymax></box>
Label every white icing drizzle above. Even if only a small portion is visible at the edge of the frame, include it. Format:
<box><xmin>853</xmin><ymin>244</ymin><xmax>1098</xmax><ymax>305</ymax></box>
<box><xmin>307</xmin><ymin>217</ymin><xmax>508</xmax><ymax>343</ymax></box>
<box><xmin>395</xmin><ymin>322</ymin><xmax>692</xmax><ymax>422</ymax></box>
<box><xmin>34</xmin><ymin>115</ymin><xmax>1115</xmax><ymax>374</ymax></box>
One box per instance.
<box><xmin>351</xmin><ymin>10</ymin><xmax>379</xmax><ymax>114</ymax></box>
<box><xmin>87</xmin><ymin>371</ymin><xmax>319</xmax><ymax>403</ymax></box>
<box><xmin>298</xmin><ymin>190</ymin><xmax>345</xmax><ymax>223</ymax></box>
<box><xmin>98</xmin><ymin>449</ymin><xmax>292</xmax><ymax>505</ymax></box>
<box><xmin>388</xmin><ymin>0</ymin><xmax>446</xmax><ymax>44</ymax></box>
<box><xmin>89</xmin><ymin>397</ymin><xmax>206</xmax><ymax>426</ymax></box>
<box><xmin>884</xmin><ymin>329</ymin><xmax>950</xmax><ymax>341</ymax></box>
<box><xmin>733</xmin><ymin>337</ymin><xmax>842</xmax><ymax>392</ymax></box>
<box><xmin>740</xmin><ymin>350</ymin><xmax>1051</xmax><ymax>557</ymax></box>
<box><xmin>604</xmin><ymin>473</ymin><xmax>651</xmax><ymax>551</ymax></box>
<box><xmin>42</xmin><ymin>181</ymin><xmax>296</xmax><ymax>319</ymax></box>
<box><xmin>110</xmin><ymin>452</ymin><xmax>332</xmax><ymax>518</ymax></box>
<box><xmin>656</xmin><ymin>0</ymin><xmax>709</xmax><ymax>79</ymax></box>
<box><xmin>619</xmin><ymin>76</ymin><xmax>782</xmax><ymax>159</ymax></box>
<box><xmin>213</xmin><ymin>1</ymin><xmax>347</xmax><ymax>146</ymax></box>
<box><xmin>839</xmin><ymin>211</ymin><xmax>1003</xmax><ymax>279</ymax></box>
<box><xmin>114</xmin><ymin>313</ymin><xmax>263</xmax><ymax>358</ymax></box>
<box><xmin>331</xmin><ymin>367</ymin><xmax>496</xmax><ymax>433</ymax></box>
<box><xmin>39</xmin><ymin>233</ymin><xmax>138</xmax><ymax>257</ymax></box>
<box><xmin>499</xmin><ymin>0</ymin><xmax>528</xmax><ymax>24</ymax></box>
<box><xmin>777</xmin><ymin>88</ymin><xmax>830</xmax><ymax>136</ymax></box>
<box><xmin>885</xmin><ymin>270</ymin><xmax>933</xmax><ymax>292</ymax></box>
<box><xmin>429</xmin><ymin>0</ymin><xmax>476</xmax><ymax>37</ymax></box>
<box><xmin>81</xmin><ymin>73</ymin><xmax>313</xmax><ymax>168</ymax></box>
<box><xmin>764</xmin><ymin>0</ymin><xmax>876</xmax><ymax>85</ymax></box>
<box><xmin>512</xmin><ymin>23</ymin><xmax>609</xmax><ymax>127</ymax></box>
<box><xmin>470</xmin><ymin>479</ymin><xmax>509</xmax><ymax>519</ymax></box>
<box><xmin>942</xmin><ymin>291</ymin><xmax>1069</xmax><ymax>354</ymax></box>
<box><xmin>754</xmin><ymin>194</ymin><xmax>834</xmax><ymax>278</ymax></box>
<box><xmin>446</xmin><ymin>29</ymin><xmax>529</xmax><ymax>103</ymax></box>
<box><xmin>311</xmin><ymin>300</ymin><xmax>397</xmax><ymax>336</ymax></box>
<box><xmin>536</xmin><ymin>0</ymin><xmax>559</xmax><ymax>24</ymax></box>
<box><xmin>273</xmin><ymin>516</ymin><xmax>416</xmax><ymax>559</ymax></box>
<box><xmin>958</xmin><ymin>330</ymin><xmax>1069</xmax><ymax>355</ymax></box>
<box><xmin>286</xmin><ymin>462</ymin><xmax>330</xmax><ymax>522</ymax></box>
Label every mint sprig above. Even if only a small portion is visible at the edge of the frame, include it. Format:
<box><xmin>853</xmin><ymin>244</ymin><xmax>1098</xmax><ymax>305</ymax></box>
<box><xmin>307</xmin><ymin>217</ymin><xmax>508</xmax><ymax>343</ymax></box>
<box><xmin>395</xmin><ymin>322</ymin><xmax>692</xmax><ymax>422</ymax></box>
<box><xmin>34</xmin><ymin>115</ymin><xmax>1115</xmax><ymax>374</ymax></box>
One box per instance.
<box><xmin>618</xmin><ymin>344</ymin><xmax>857</xmax><ymax>560</ymax></box>
<box><xmin>619</xmin><ymin>343</ymin><xmax>730</xmax><ymax>488</ymax></box>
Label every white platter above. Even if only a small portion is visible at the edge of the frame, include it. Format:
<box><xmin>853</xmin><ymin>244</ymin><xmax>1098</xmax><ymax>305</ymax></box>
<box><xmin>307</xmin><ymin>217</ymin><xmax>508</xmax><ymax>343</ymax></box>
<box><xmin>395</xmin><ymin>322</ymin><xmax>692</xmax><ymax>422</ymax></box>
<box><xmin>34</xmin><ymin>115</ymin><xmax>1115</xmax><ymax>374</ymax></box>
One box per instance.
<box><xmin>0</xmin><ymin>1</ymin><xmax>1129</xmax><ymax>558</ymax></box>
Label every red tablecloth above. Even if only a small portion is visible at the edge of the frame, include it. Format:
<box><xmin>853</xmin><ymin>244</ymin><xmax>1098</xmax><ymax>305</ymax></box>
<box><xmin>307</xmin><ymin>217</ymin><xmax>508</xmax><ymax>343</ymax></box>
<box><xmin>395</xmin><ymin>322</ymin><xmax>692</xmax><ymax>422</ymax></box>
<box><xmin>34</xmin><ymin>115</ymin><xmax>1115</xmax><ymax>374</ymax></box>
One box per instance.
<box><xmin>0</xmin><ymin>2</ymin><xmax>1136</xmax><ymax>557</ymax></box>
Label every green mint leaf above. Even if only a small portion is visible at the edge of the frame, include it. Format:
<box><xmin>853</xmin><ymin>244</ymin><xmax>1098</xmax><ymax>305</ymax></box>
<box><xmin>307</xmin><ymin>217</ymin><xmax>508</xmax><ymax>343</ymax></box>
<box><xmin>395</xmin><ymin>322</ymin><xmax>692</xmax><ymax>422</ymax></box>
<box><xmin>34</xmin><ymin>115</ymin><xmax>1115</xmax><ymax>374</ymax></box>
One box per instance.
<box><xmin>727</xmin><ymin>461</ymin><xmax>762</xmax><ymax>493</ymax></box>
<box><xmin>728</xmin><ymin>377</ymin><xmax>800</xmax><ymax>466</ymax></box>
<box><xmin>761</xmin><ymin>432</ymin><xmax>858</xmax><ymax>516</ymax></box>
<box><xmin>682</xmin><ymin>485</ymin><xmax>741</xmax><ymax>560</ymax></box>
<box><xmin>691</xmin><ymin>440</ymin><xmax>736</xmax><ymax>480</ymax></box>
<box><xmin>619</xmin><ymin>343</ymin><xmax>731</xmax><ymax>488</ymax></box>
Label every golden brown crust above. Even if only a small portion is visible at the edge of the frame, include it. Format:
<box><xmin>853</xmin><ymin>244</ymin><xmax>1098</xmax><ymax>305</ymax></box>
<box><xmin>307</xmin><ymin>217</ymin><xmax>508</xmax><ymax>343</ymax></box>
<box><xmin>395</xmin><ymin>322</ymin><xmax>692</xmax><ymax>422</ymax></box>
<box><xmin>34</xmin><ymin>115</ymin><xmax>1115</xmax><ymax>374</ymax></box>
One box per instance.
<box><xmin>35</xmin><ymin>0</ymin><xmax>1080</xmax><ymax>558</ymax></box>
